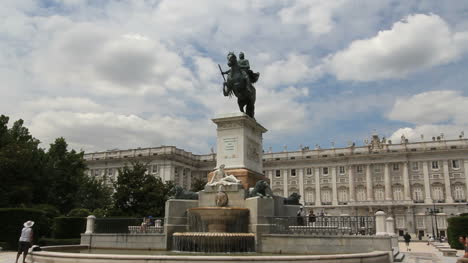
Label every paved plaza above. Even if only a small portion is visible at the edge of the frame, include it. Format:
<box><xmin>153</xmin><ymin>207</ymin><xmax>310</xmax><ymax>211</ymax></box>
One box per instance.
<box><xmin>0</xmin><ymin>251</ymin><xmax>16</xmax><ymax>263</ymax></box>
<box><xmin>399</xmin><ymin>242</ymin><xmax>464</xmax><ymax>263</ymax></box>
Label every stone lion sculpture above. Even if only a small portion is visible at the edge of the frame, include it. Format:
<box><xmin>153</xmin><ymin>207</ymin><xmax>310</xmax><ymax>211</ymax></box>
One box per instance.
<box><xmin>171</xmin><ymin>185</ymin><xmax>198</xmax><ymax>200</ymax></box>
<box><xmin>248</xmin><ymin>180</ymin><xmax>273</xmax><ymax>198</ymax></box>
<box><xmin>283</xmin><ymin>192</ymin><xmax>302</xmax><ymax>205</ymax></box>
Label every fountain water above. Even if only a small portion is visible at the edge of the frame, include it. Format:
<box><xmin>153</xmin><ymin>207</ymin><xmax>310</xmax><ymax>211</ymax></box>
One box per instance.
<box><xmin>172</xmin><ymin>186</ymin><xmax>256</xmax><ymax>252</ymax></box>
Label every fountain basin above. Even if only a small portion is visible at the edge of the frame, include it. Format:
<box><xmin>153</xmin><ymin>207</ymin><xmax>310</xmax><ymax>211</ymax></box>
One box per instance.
<box><xmin>188</xmin><ymin>207</ymin><xmax>249</xmax><ymax>233</ymax></box>
<box><xmin>173</xmin><ymin>232</ymin><xmax>255</xmax><ymax>253</ymax></box>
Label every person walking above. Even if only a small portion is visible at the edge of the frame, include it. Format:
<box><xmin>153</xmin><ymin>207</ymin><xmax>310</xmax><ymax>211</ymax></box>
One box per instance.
<box><xmin>15</xmin><ymin>220</ymin><xmax>34</xmax><ymax>263</ymax></box>
<box><xmin>403</xmin><ymin>232</ymin><xmax>412</xmax><ymax>251</ymax></box>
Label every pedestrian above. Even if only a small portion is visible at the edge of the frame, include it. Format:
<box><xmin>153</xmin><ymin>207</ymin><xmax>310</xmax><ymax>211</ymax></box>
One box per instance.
<box><xmin>403</xmin><ymin>232</ymin><xmax>411</xmax><ymax>251</ymax></box>
<box><xmin>296</xmin><ymin>206</ymin><xmax>305</xmax><ymax>226</ymax></box>
<box><xmin>15</xmin><ymin>220</ymin><xmax>34</xmax><ymax>263</ymax></box>
<box><xmin>457</xmin><ymin>235</ymin><xmax>468</xmax><ymax>262</ymax></box>
<box><xmin>308</xmin><ymin>210</ymin><xmax>316</xmax><ymax>226</ymax></box>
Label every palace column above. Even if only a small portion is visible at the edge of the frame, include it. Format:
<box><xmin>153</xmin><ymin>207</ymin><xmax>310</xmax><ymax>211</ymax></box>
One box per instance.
<box><xmin>315</xmin><ymin>167</ymin><xmax>321</xmax><ymax>205</ymax></box>
<box><xmin>348</xmin><ymin>165</ymin><xmax>355</xmax><ymax>202</ymax></box>
<box><xmin>283</xmin><ymin>169</ymin><xmax>289</xmax><ymax>197</ymax></box>
<box><xmin>267</xmin><ymin>170</ymin><xmax>273</xmax><ymax>184</ymax></box>
<box><xmin>402</xmin><ymin>162</ymin><xmax>411</xmax><ymax>200</ymax></box>
<box><xmin>442</xmin><ymin>160</ymin><xmax>454</xmax><ymax>203</ymax></box>
<box><xmin>422</xmin><ymin>162</ymin><xmax>433</xmax><ymax>203</ymax></box>
<box><xmin>332</xmin><ymin>167</ymin><xmax>338</xmax><ymax>205</ymax></box>
<box><xmin>464</xmin><ymin>160</ymin><xmax>468</xmax><ymax>200</ymax></box>
<box><xmin>298</xmin><ymin>168</ymin><xmax>305</xmax><ymax>204</ymax></box>
<box><xmin>384</xmin><ymin>163</ymin><xmax>392</xmax><ymax>200</ymax></box>
<box><xmin>366</xmin><ymin>164</ymin><xmax>373</xmax><ymax>201</ymax></box>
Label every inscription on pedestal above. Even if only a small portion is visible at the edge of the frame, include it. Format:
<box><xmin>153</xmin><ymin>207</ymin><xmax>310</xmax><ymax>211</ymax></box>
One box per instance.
<box><xmin>223</xmin><ymin>137</ymin><xmax>238</xmax><ymax>159</ymax></box>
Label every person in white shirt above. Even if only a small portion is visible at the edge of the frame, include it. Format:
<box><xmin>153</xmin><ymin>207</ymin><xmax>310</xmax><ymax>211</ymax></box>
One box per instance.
<box><xmin>15</xmin><ymin>220</ymin><xmax>34</xmax><ymax>263</ymax></box>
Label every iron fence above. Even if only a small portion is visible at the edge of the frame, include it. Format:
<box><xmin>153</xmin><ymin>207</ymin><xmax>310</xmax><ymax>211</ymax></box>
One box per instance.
<box><xmin>94</xmin><ymin>217</ymin><xmax>164</xmax><ymax>234</ymax></box>
<box><xmin>267</xmin><ymin>216</ymin><xmax>375</xmax><ymax>235</ymax></box>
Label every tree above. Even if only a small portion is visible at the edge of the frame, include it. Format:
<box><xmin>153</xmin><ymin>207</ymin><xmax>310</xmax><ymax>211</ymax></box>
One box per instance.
<box><xmin>0</xmin><ymin>115</ymin><xmax>45</xmax><ymax>207</ymax></box>
<box><xmin>76</xmin><ymin>176</ymin><xmax>112</xmax><ymax>212</ymax></box>
<box><xmin>42</xmin><ymin>137</ymin><xmax>87</xmax><ymax>214</ymax></box>
<box><xmin>190</xmin><ymin>177</ymin><xmax>207</xmax><ymax>192</ymax></box>
<box><xmin>112</xmin><ymin>161</ymin><xmax>174</xmax><ymax>217</ymax></box>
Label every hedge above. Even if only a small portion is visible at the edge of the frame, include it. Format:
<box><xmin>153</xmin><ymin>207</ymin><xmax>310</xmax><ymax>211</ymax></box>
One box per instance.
<box><xmin>52</xmin><ymin>217</ymin><xmax>86</xmax><ymax>239</ymax></box>
<box><xmin>447</xmin><ymin>214</ymin><xmax>468</xmax><ymax>249</ymax></box>
<box><xmin>38</xmin><ymin>238</ymin><xmax>80</xmax><ymax>246</ymax></box>
<box><xmin>0</xmin><ymin>208</ymin><xmax>50</xmax><ymax>249</ymax></box>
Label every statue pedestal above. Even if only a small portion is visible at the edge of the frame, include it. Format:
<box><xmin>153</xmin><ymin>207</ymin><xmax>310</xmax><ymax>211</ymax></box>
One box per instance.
<box><xmin>211</xmin><ymin>112</ymin><xmax>268</xmax><ymax>189</ymax></box>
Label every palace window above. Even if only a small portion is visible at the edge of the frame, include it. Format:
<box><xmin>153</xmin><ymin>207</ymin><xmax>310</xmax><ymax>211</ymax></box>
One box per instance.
<box><xmin>412</xmin><ymin>162</ymin><xmax>419</xmax><ymax>171</ymax></box>
<box><xmin>291</xmin><ymin>169</ymin><xmax>296</xmax><ymax>177</ymax></box>
<box><xmin>413</xmin><ymin>186</ymin><xmax>423</xmax><ymax>201</ymax></box>
<box><xmin>357</xmin><ymin>165</ymin><xmax>363</xmax><ymax>173</ymax></box>
<box><xmin>454</xmin><ymin>185</ymin><xmax>465</xmax><ymax>201</ymax></box>
<box><xmin>338</xmin><ymin>188</ymin><xmax>349</xmax><ymax>203</ymax></box>
<box><xmin>431</xmin><ymin>161</ymin><xmax>439</xmax><ymax>170</ymax></box>
<box><xmin>431</xmin><ymin>185</ymin><xmax>444</xmax><ymax>201</ymax></box>
<box><xmin>107</xmin><ymin>168</ymin><xmax>113</xmax><ymax>176</ymax></box>
<box><xmin>94</xmin><ymin>169</ymin><xmax>101</xmax><ymax>177</ymax></box>
<box><xmin>437</xmin><ymin>216</ymin><xmax>447</xmax><ymax>229</ymax></box>
<box><xmin>151</xmin><ymin>165</ymin><xmax>158</xmax><ymax>174</ymax></box>
<box><xmin>321</xmin><ymin>188</ymin><xmax>331</xmax><ymax>203</ymax></box>
<box><xmin>416</xmin><ymin>216</ymin><xmax>425</xmax><ymax>228</ymax></box>
<box><xmin>393</xmin><ymin>163</ymin><xmax>400</xmax><ymax>171</ymax></box>
<box><xmin>396</xmin><ymin>216</ymin><xmax>406</xmax><ymax>229</ymax></box>
<box><xmin>323</xmin><ymin>167</ymin><xmax>329</xmax><ymax>175</ymax></box>
<box><xmin>275</xmin><ymin>170</ymin><xmax>281</xmax><ymax>177</ymax></box>
<box><xmin>374</xmin><ymin>165</ymin><xmax>381</xmax><ymax>172</ymax></box>
<box><xmin>356</xmin><ymin>187</ymin><xmax>366</xmax><ymax>201</ymax></box>
<box><xmin>306</xmin><ymin>168</ymin><xmax>313</xmax><ymax>176</ymax></box>
<box><xmin>393</xmin><ymin>186</ymin><xmax>403</xmax><ymax>201</ymax></box>
<box><xmin>305</xmin><ymin>191</ymin><xmax>315</xmax><ymax>204</ymax></box>
<box><xmin>339</xmin><ymin>166</ymin><xmax>345</xmax><ymax>174</ymax></box>
<box><xmin>451</xmin><ymin>160</ymin><xmax>460</xmax><ymax>169</ymax></box>
<box><xmin>374</xmin><ymin>187</ymin><xmax>385</xmax><ymax>201</ymax></box>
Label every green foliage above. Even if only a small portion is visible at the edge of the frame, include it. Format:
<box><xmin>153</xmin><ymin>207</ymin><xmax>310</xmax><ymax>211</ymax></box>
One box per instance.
<box><xmin>0</xmin><ymin>115</ymin><xmax>45</xmax><ymax>207</ymax></box>
<box><xmin>76</xmin><ymin>176</ymin><xmax>112</xmax><ymax>212</ymax></box>
<box><xmin>52</xmin><ymin>217</ymin><xmax>86</xmax><ymax>239</ymax></box>
<box><xmin>38</xmin><ymin>238</ymin><xmax>80</xmax><ymax>246</ymax></box>
<box><xmin>447</xmin><ymin>214</ymin><xmax>468</xmax><ymax>249</ymax></box>
<box><xmin>112</xmin><ymin>161</ymin><xmax>174</xmax><ymax>217</ymax></box>
<box><xmin>92</xmin><ymin>208</ymin><xmax>107</xmax><ymax>218</ymax></box>
<box><xmin>0</xmin><ymin>208</ymin><xmax>49</xmax><ymax>249</ymax></box>
<box><xmin>190</xmin><ymin>177</ymin><xmax>207</xmax><ymax>192</ymax></box>
<box><xmin>67</xmin><ymin>208</ymin><xmax>91</xmax><ymax>217</ymax></box>
<box><xmin>32</xmin><ymin>204</ymin><xmax>60</xmax><ymax>219</ymax></box>
<box><xmin>43</xmin><ymin>138</ymin><xmax>88</xmax><ymax>214</ymax></box>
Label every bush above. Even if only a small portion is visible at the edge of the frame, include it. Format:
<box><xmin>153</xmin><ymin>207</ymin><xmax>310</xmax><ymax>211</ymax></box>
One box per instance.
<box><xmin>38</xmin><ymin>238</ymin><xmax>80</xmax><ymax>246</ymax></box>
<box><xmin>52</xmin><ymin>217</ymin><xmax>86</xmax><ymax>239</ymax></box>
<box><xmin>33</xmin><ymin>204</ymin><xmax>60</xmax><ymax>218</ymax></box>
<box><xmin>447</xmin><ymin>214</ymin><xmax>468</xmax><ymax>249</ymax></box>
<box><xmin>67</xmin><ymin>208</ymin><xmax>91</xmax><ymax>217</ymax></box>
<box><xmin>0</xmin><ymin>208</ymin><xmax>49</xmax><ymax>249</ymax></box>
<box><xmin>0</xmin><ymin>241</ymin><xmax>9</xmax><ymax>250</ymax></box>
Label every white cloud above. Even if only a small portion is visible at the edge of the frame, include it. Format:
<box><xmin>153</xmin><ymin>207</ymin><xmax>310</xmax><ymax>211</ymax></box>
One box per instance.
<box><xmin>279</xmin><ymin>0</ymin><xmax>347</xmax><ymax>35</ymax></box>
<box><xmin>326</xmin><ymin>14</ymin><xmax>468</xmax><ymax>81</ymax></box>
<box><xmin>388</xmin><ymin>90</ymin><xmax>468</xmax><ymax>142</ymax></box>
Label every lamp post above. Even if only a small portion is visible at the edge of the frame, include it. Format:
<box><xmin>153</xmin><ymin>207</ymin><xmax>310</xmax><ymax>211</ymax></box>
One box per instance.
<box><xmin>426</xmin><ymin>204</ymin><xmax>441</xmax><ymax>240</ymax></box>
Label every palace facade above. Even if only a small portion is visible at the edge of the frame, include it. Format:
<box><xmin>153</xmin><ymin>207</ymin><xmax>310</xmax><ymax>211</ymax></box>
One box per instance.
<box><xmin>84</xmin><ymin>134</ymin><xmax>468</xmax><ymax>238</ymax></box>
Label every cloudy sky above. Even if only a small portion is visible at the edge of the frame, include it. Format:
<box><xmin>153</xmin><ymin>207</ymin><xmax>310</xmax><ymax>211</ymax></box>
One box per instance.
<box><xmin>1</xmin><ymin>0</ymin><xmax>468</xmax><ymax>154</ymax></box>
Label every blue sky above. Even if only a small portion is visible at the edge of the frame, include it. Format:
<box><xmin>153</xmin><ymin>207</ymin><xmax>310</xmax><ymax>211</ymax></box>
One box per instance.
<box><xmin>1</xmin><ymin>0</ymin><xmax>468</xmax><ymax>154</ymax></box>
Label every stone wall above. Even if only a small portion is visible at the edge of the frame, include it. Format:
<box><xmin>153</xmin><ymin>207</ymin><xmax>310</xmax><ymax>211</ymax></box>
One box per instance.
<box><xmin>81</xmin><ymin>233</ymin><xmax>165</xmax><ymax>250</ymax></box>
<box><xmin>260</xmin><ymin>234</ymin><xmax>394</xmax><ymax>255</ymax></box>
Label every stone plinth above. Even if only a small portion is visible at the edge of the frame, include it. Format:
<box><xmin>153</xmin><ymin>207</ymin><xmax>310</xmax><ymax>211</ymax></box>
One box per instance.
<box><xmin>212</xmin><ymin>112</ymin><xmax>267</xmax><ymax>175</ymax></box>
<box><xmin>207</xmin><ymin>168</ymin><xmax>268</xmax><ymax>190</ymax></box>
<box><xmin>199</xmin><ymin>183</ymin><xmax>246</xmax><ymax>207</ymax></box>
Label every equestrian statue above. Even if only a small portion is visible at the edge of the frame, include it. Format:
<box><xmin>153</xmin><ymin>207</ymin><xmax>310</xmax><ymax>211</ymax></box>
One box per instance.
<box><xmin>219</xmin><ymin>52</ymin><xmax>259</xmax><ymax>119</ymax></box>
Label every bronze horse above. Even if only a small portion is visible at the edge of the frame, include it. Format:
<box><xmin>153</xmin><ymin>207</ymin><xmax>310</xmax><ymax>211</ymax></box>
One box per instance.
<box><xmin>222</xmin><ymin>52</ymin><xmax>256</xmax><ymax>119</ymax></box>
